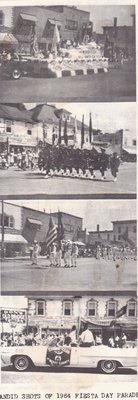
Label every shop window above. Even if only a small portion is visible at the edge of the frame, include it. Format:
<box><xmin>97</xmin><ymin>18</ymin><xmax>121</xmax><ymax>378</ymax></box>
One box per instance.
<box><xmin>27</xmin><ymin>129</ymin><xmax>32</xmax><ymax>135</ymax></box>
<box><xmin>133</xmin><ymin>225</ymin><xmax>136</xmax><ymax>233</ymax></box>
<box><xmin>9</xmin><ymin>216</ymin><xmax>15</xmax><ymax>228</ymax></box>
<box><xmin>132</xmin><ymin>140</ymin><xmax>136</xmax><ymax>146</ymax></box>
<box><xmin>63</xmin><ymin>300</ymin><xmax>72</xmax><ymax>316</ymax></box>
<box><xmin>36</xmin><ymin>300</ymin><xmax>45</xmax><ymax>316</ymax></box>
<box><xmin>118</xmin><ymin>235</ymin><xmax>121</xmax><ymax>240</ymax></box>
<box><xmin>6</xmin><ymin>126</ymin><xmax>11</xmax><ymax>133</ymax></box>
<box><xmin>65</xmin><ymin>19</ymin><xmax>78</xmax><ymax>31</ymax></box>
<box><xmin>113</xmin><ymin>235</ymin><xmax>116</xmax><ymax>241</ymax></box>
<box><xmin>0</xmin><ymin>214</ymin><xmax>14</xmax><ymax>228</ymax></box>
<box><xmin>107</xmin><ymin>300</ymin><xmax>117</xmax><ymax>317</ymax></box>
<box><xmin>118</xmin><ymin>226</ymin><xmax>121</xmax><ymax>233</ymax></box>
<box><xmin>0</xmin><ymin>11</ymin><xmax>4</xmax><ymax>25</ymax></box>
<box><xmin>87</xmin><ymin>301</ymin><xmax>97</xmax><ymax>316</ymax></box>
<box><xmin>127</xmin><ymin>301</ymin><xmax>136</xmax><ymax>317</ymax></box>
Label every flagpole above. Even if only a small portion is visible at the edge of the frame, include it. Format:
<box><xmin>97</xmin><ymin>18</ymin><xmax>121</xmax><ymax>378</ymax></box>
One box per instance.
<box><xmin>1</xmin><ymin>200</ymin><xmax>5</xmax><ymax>261</ymax></box>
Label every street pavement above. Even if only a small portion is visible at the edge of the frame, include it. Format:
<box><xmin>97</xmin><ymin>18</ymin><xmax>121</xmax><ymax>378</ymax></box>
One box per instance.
<box><xmin>0</xmin><ymin>61</ymin><xmax>136</xmax><ymax>102</ymax></box>
<box><xmin>1</xmin><ymin>257</ymin><xmax>136</xmax><ymax>293</ymax></box>
<box><xmin>0</xmin><ymin>163</ymin><xmax>136</xmax><ymax>197</ymax></box>
<box><xmin>1</xmin><ymin>367</ymin><xmax>137</xmax><ymax>386</ymax></box>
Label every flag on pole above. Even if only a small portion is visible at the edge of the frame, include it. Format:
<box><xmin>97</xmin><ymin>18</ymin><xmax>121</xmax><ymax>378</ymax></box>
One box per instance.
<box><xmin>57</xmin><ymin>211</ymin><xmax>64</xmax><ymax>249</ymax></box>
<box><xmin>58</xmin><ymin>117</ymin><xmax>62</xmax><ymax>145</ymax></box>
<box><xmin>45</xmin><ymin>214</ymin><xmax>57</xmax><ymax>249</ymax></box>
<box><xmin>81</xmin><ymin>114</ymin><xmax>85</xmax><ymax>148</ymax></box>
<box><xmin>30</xmin><ymin>25</ymin><xmax>38</xmax><ymax>56</ymax></box>
<box><xmin>89</xmin><ymin>112</ymin><xmax>92</xmax><ymax>144</ymax></box>
<box><xmin>74</xmin><ymin>115</ymin><xmax>77</xmax><ymax>145</ymax></box>
<box><xmin>116</xmin><ymin>305</ymin><xmax>127</xmax><ymax>318</ymax></box>
<box><xmin>64</xmin><ymin>118</ymin><xmax>68</xmax><ymax>146</ymax></box>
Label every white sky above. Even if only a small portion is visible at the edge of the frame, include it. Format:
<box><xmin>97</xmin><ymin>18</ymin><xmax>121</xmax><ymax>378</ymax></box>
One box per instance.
<box><xmin>0</xmin><ymin>296</ymin><xmax>27</xmax><ymax>309</ymax></box>
<box><xmin>9</xmin><ymin>200</ymin><xmax>136</xmax><ymax>232</ymax></box>
<box><xmin>25</xmin><ymin>103</ymin><xmax>136</xmax><ymax>134</ymax></box>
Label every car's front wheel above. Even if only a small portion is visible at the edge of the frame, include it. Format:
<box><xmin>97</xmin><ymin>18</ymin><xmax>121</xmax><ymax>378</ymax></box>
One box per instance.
<box><xmin>13</xmin><ymin>355</ymin><xmax>30</xmax><ymax>371</ymax></box>
<box><xmin>12</xmin><ymin>68</ymin><xmax>21</xmax><ymax>80</ymax></box>
<box><xmin>99</xmin><ymin>359</ymin><xmax>117</xmax><ymax>374</ymax></box>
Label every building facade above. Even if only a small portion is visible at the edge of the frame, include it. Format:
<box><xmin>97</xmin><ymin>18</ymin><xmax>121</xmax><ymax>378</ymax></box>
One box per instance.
<box><xmin>11</xmin><ymin>6</ymin><xmax>90</xmax><ymax>53</ymax></box>
<box><xmin>112</xmin><ymin>220</ymin><xmax>136</xmax><ymax>247</ymax></box>
<box><xmin>0</xmin><ymin>104</ymin><xmax>43</xmax><ymax>154</ymax></box>
<box><xmin>103</xmin><ymin>15</ymin><xmax>135</xmax><ymax>58</ymax></box>
<box><xmin>88</xmin><ymin>220</ymin><xmax>136</xmax><ymax>248</ymax></box>
<box><xmin>0</xmin><ymin>202</ymin><xmax>83</xmax><ymax>257</ymax></box>
<box><xmin>1</xmin><ymin>292</ymin><xmax>137</xmax><ymax>343</ymax></box>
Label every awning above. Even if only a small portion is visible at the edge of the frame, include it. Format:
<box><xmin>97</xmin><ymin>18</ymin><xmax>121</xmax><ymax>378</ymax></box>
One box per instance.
<box><xmin>81</xmin><ymin>318</ymin><xmax>111</xmax><ymax>327</ymax></box>
<box><xmin>27</xmin><ymin>218</ymin><xmax>42</xmax><ymax>226</ymax></box>
<box><xmin>0</xmin><ymin>234</ymin><xmax>27</xmax><ymax>244</ymax></box>
<box><xmin>122</xmin><ymin>147</ymin><xmax>136</xmax><ymax>155</ymax></box>
<box><xmin>20</xmin><ymin>13</ymin><xmax>37</xmax><ymax>22</ymax></box>
<box><xmin>48</xmin><ymin>19</ymin><xmax>62</xmax><ymax>27</ymax></box>
<box><xmin>0</xmin><ymin>33</ymin><xmax>18</xmax><ymax>45</ymax></box>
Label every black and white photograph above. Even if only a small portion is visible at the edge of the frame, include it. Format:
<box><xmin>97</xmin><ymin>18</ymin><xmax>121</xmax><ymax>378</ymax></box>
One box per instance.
<box><xmin>1</xmin><ymin>199</ymin><xmax>136</xmax><ymax>293</ymax></box>
<box><xmin>0</xmin><ymin>102</ymin><xmax>136</xmax><ymax>197</ymax></box>
<box><xmin>1</xmin><ymin>293</ymin><xmax>137</xmax><ymax>385</ymax></box>
<box><xmin>0</xmin><ymin>4</ymin><xmax>136</xmax><ymax>102</ymax></box>
<box><xmin>0</xmin><ymin>0</ymin><xmax>137</xmax><ymax>396</ymax></box>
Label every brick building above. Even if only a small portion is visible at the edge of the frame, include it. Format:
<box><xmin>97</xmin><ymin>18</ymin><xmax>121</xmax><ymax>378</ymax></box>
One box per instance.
<box><xmin>11</xmin><ymin>6</ymin><xmax>91</xmax><ymax>53</ymax></box>
<box><xmin>0</xmin><ymin>202</ymin><xmax>83</xmax><ymax>257</ymax></box>
<box><xmin>88</xmin><ymin>220</ymin><xmax>136</xmax><ymax>248</ymax></box>
<box><xmin>103</xmin><ymin>15</ymin><xmax>136</xmax><ymax>58</ymax></box>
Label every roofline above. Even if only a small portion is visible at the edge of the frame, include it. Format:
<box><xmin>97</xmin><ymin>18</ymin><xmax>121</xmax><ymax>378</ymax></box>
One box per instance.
<box><xmin>1</xmin><ymin>290</ymin><xmax>136</xmax><ymax>296</ymax></box>
<box><xmin>89</xmin><ymin>230</ymin><xmax>113</xmax><ymax>234</ymax></box>
<box><xmin>112</xmin><ymin>220</ymin><xmax>136</xmax><ymax>224</ymax></box>
<box><xmin>51</xmin><ymin>211</ymin><xmax>83</xmax><ymax>221</ymax></box>
<box><xmin>45</xmin><ymin>5</ymin><xmax>90</xmax><ymax>14</ymax></box>
<box><xmin>3</xmin><ymin>202</ymin><xmax>82</xmax><ymax>221</ymax></box>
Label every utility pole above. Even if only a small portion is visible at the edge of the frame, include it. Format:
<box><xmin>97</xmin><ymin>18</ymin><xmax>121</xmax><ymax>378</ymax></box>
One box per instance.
<box><xmin>1</xmin><ymin>200</ymin><xmax>5</xmax><ymax>261</ymax></box>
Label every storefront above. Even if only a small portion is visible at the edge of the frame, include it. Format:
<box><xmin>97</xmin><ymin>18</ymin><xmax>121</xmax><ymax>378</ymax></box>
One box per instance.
<box><xmin>0</xmin><ymin>233</ymin><xmax>28</xmax><ymax>257</ymax></box>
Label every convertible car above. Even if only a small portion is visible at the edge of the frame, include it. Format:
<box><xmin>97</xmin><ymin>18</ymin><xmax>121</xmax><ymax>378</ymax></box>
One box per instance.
<box><xmin>1</xmin><ymin>344</ymin><xmax>137</xmax><ymax>374</ymax></box>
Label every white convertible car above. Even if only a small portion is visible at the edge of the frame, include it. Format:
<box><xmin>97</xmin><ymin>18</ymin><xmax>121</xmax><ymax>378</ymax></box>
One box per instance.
<box><xmin>1</xmin><ymin>343</ymin><xmax>137</xmax><ymax>374</ymax></box>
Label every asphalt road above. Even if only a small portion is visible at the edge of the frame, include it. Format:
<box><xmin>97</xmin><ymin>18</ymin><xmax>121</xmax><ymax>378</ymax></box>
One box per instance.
<box><xmin>1</xmin><ymin>367</ymin><xmax>137</xmax><ymax>387</ymax></box>
<box><xmin>1</xmin><ymin>257</ymin><xmax>136</xmax><ymax>293</ymax></box>
<box><xmin>0</xmin><ymin>163</ymin><xmax>136</xmax><ymax>197</ymax></box>
<box><xmin>0</xmin><ymin>61</ymin><xmax>136</xmax><ymax>102</ymax></box>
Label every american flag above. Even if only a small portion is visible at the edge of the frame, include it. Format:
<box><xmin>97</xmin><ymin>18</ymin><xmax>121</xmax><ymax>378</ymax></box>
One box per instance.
<box><xmin>45</xmin><ymin>214</ymin><xmax>57</xmax><ymax>249</ymax></box>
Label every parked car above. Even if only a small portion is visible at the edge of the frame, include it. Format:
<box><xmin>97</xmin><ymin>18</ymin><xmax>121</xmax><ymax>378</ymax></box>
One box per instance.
<box><xmin>1</xmin><ymin>342</ymin><xmax>137</xmax><ymax>374</ymax></box>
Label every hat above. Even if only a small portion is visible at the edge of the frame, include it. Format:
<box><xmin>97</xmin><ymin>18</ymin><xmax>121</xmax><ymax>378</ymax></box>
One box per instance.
<box><xmin>34</xmin><ymin>240</ymin><xmax>37</xmax><ymax>244</ymax></box>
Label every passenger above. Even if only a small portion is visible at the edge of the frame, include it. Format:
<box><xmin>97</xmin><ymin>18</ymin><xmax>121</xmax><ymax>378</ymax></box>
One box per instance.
<box><xmin>69</xmin><ymin>325</ymin><xmax>77</xmax><ymax>347</ymax></box>
<box><xmin>79</xmin><ymin>323</ymin><xmax>94</xmax><ymax>347</ymax></box>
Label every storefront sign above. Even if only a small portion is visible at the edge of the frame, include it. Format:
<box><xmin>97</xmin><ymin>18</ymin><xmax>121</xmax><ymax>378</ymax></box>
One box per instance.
<box><xmin>1</xmin><ymin>309</ymin><xmax>26</xmax><ymax>324</ymax></box>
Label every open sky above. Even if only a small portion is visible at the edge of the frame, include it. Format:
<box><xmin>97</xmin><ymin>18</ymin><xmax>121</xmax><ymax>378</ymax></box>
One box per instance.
<box><xmin>8</xmin><ymin>200</ymin><xmax>136</xmax><ymax>232</ymax></box>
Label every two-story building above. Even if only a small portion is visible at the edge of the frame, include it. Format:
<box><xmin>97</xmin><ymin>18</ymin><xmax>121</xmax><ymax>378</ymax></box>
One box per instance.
<box><xmin>1</xmin><ymin>290</ymin><xmax>137</xmax><ymax>344</ymax></box>
<box><xmin>88</xmin><ymin>220</ymin><xmax>136</xmax><ymax>248</ymax></box>
<box><xmin>12</xmin><ymin>6</ymin><xmax>91</xmax><ymax>53</ymax></box>
<box><xmin>0</xmin><ymin>202</ymin><xmax>83</xmax><ymax>257</ymax></box>
<box><xmin>0</xmin><ymin>104</ymin><xmax>43</xmax><ymax>155</ymax></box>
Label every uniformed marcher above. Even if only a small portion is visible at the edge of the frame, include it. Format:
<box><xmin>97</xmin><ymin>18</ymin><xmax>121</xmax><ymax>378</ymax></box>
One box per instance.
<box><xmin>110</xmin><ymin>152</ymin><xmax>120</xmax><ymax>182</ymax></box>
